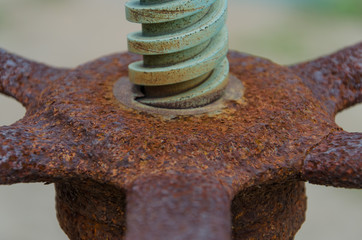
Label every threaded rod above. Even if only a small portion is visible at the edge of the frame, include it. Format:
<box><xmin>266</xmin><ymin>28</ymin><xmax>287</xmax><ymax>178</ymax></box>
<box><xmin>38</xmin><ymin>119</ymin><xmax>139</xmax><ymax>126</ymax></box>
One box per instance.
<box><xmin>126</xmin><ymin>0</ymin><xmax>229</xmax><ymax>109</ymax></box>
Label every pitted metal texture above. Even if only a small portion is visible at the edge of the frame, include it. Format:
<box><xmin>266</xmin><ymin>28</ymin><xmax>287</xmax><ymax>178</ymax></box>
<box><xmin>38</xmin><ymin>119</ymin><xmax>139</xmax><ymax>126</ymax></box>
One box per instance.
<box><xmin>0</xmin><ymin>43</ymin><xmax>361</xmax><ymax>240</ymax></box>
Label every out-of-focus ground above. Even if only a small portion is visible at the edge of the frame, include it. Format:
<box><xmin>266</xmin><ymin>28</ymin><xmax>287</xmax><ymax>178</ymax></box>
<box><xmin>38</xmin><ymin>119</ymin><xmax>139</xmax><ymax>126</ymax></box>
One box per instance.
<box><xmin>0</xmin><ymin>0</ymin><xmax>361</xmax><ymax>239</ymax></box>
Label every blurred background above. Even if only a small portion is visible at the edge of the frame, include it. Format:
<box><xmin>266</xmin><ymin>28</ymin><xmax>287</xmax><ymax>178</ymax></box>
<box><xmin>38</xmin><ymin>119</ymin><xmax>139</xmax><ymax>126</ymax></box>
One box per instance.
<box><xmin>0</xmin><ymin>0</ymin><xmax>361</xmax><ymax>239</ymax></box>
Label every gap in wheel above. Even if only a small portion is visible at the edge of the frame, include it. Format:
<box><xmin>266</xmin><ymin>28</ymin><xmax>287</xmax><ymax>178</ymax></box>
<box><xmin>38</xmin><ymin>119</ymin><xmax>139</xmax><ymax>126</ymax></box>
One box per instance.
<box><xmin>335</xmin><ymin>104</ymin><xmax>362</xmax><ymax>132</ymax></box>
<box><xmin>0</xmin><ymin>93</ymin><xmax>25</xmax><ymax>126</ymax></box>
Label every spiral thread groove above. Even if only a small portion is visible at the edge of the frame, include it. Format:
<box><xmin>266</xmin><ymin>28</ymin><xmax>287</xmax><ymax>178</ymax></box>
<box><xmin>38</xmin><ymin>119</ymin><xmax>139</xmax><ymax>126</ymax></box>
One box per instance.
<box><xmin>126</xmin><ymin>0</ymin><xmax>229</xmax><ymax>109</ymax></box>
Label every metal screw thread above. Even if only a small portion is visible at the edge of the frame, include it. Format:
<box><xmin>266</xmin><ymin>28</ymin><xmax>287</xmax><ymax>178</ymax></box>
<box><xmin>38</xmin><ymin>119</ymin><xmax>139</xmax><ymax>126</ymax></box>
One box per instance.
<box><xmin>126</xmin><ymin>0</ymin><xmax>229</xmax><ymax>109</ymax></box>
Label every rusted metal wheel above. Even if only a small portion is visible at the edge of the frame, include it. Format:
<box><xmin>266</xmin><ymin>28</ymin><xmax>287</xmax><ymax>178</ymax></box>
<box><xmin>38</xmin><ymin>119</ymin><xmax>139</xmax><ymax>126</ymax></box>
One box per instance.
<box><xmin>0</xmin><ymin>42</ymin><xmax>361</xmax><ymax>239</ymax></box>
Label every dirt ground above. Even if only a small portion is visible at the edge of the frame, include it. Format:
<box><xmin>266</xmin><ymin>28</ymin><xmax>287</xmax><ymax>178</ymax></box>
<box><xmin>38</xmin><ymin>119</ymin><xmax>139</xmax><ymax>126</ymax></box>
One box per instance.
<box><xmin>0</xmin><ymin>0</ymin><xmax>361</xmax><ymax>239</ymax></box>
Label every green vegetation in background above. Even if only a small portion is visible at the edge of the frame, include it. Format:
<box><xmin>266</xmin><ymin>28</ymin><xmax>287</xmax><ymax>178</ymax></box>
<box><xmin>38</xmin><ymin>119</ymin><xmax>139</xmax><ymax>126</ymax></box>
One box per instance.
<box><xmin>298</xmin><ymin>0</ymin><xmax>362</xmax><ymax>17</ymax></box>
<box><xmin>241</xmin><ymin>0</ymin><xmax>362</xmax><ymax>18</ymax></box>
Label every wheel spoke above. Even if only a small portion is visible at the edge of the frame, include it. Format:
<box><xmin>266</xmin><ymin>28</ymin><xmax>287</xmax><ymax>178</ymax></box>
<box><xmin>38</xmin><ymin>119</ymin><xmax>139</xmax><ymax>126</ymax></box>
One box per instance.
<box><xmin>0</xmin><ymin>49</ymin><xmax>68</xmax><ymax>107</ymax></box>
<box><xmin>302</xmin><ymin>131</ymin><xmax>362</xmax><ymax>188</ymax></box>
<box><xmin>126</xmin><ymin>174</ymin><xmax>232</xmax><ymax>240</ymax></box>
<box><xmin>0</xmin><ymin>120</ymin><xmax>55</xmax><ymax>184</ymax></box>
<box><xmin>290</xmin><ymin>42</ymin><xmax>362</xmax><ymax>117</ymax></box>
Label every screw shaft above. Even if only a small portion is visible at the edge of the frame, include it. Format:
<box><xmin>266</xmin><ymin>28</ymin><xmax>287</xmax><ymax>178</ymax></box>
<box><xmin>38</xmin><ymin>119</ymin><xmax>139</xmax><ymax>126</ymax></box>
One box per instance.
<box><xmin>126</xmin><ymin>0</ymin><xmax>229</xmax><ymax>109</ymax></box>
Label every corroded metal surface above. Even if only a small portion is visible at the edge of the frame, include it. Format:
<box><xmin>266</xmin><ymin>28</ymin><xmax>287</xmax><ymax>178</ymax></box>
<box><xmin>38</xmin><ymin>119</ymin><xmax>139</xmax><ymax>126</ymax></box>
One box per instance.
<box><xmin>232</xmin><ymin>181</ymin><xmax>306</xmax><ymax>239</ymax></box>
<box><xmin>302</xmin><ymin>131</ymin><xmax>362</xmax><ymax>188</ymax></box>
<box><xmin>0</xmin><ymin>42</ymin><xmax>361</xmax><ymax>239</ymax></box>
<box><xmin>126</xmin><ymin>0</ymin><xmax>229</xmax><ymax>108</ymax></box>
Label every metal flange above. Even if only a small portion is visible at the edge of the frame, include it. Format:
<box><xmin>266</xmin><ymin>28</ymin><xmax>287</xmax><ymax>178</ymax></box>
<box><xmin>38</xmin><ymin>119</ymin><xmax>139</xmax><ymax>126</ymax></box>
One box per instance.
<box><xmin>0</xmin><ymin>43</ymin><xmax>361</xmax><ymax>239</ymax></box>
